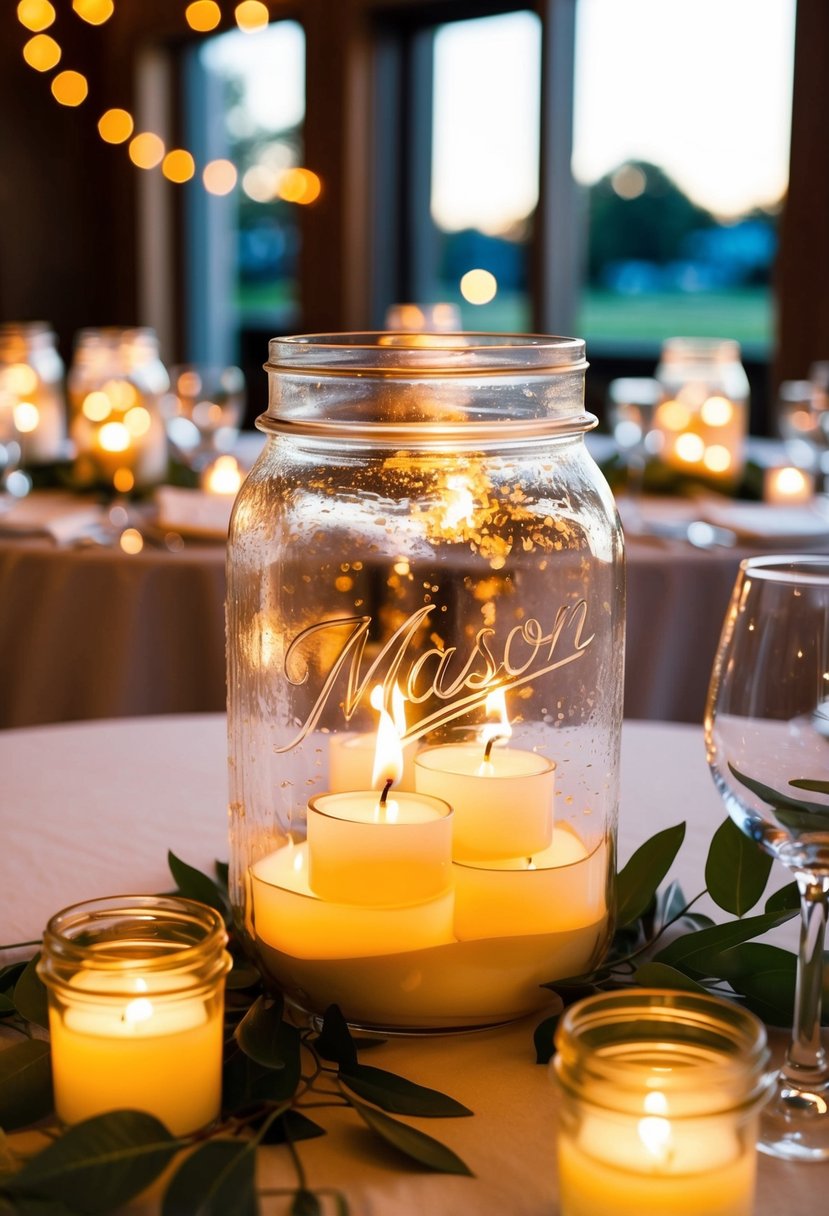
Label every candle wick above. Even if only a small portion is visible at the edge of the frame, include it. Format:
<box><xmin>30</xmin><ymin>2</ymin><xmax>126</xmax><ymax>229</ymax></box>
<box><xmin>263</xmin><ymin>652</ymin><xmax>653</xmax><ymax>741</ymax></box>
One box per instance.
<box><xmin>483</xmin><ymin>735</ymin><xmax>501</xmax><ymax>762</ymax></box>
<box><xmin>379</xmin><ymin>778</ymin><xmax>393</xmax><ymax>807</ymax></box>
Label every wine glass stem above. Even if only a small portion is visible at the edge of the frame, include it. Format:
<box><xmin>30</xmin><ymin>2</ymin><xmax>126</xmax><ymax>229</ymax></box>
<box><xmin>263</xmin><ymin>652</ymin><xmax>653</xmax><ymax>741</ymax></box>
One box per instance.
<box><xmin>784</xmin><ymin>872</ymin><xmax>829</xmax><ymax>1085</ymax></box>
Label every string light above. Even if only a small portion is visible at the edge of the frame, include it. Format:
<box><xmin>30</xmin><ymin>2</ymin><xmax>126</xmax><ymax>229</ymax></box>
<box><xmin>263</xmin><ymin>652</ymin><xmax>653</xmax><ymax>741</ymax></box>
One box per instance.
<box><xmin>16</xmin><ymin>0</ymin><xmax>323</xmax><ymax>201</ymax></box>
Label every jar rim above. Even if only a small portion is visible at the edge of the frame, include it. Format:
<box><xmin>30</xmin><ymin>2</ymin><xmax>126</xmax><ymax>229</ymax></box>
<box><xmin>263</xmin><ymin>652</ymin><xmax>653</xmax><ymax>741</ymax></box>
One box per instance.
<box><xmin>266</xmin><ymin>332</ymin><xmax>587</xmax><ymax>376</ymax></box>
<box><xmin>39</xmin><ymin>894</ymin><xmax>230</xmax><ymax>996</ymax></box>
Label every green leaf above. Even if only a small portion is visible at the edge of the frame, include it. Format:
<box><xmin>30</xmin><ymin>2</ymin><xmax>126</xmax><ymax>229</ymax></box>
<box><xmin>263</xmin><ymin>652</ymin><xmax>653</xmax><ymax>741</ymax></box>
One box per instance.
<box><xmin>235</xmin><ymin>995</ymin><xmax>300</xmax><ymax>1076</ymax></box>
<box><xmin>0</xmin><ymin>962</ymin><xmax>27</xmax><ymax>995</ymax></box>
<box><xmin>634</xmin><ymin>962</ymin><xmax>710</xmax><ymax>993</ymax></box>
<box><xmin>257</xmin><ymin>1110</ymin><xmax>326</xmax><ymax>1146</ymax></box>
<box><xmin>340</xmin><ymin>1065</ymin><xmax>472</xmax><ymax>1118</ymax></box>
<box><xmin>765</xmin><ymin>882</ymin><xmax>800</xmax><ymax>913</ymax></box>
<box><xmin>615</xmin><ymin>823</ymin><xmax>686</xmax><ymax>927</ymax></box>
<box><xmin>167</xmin><ymin>851</ymin><xmax>229</xmax><ymax>918</ymax></box>
<box><xmin>705</xmin><ymin>818</ymin><xmax>773</xmax><ymax>916</ymax></box>
<box><xmin>214</xmin><ymin>860</ymin><xmax>229</xmax><ymax>890</ymax></box>
<box><xmin>5</xmin><ymin>1111</ymin><xmax>179</xmax><ymax>1214</ymax></box>
<box><xmin>13</xmin><ymin>956</ymin><xmax>49</xmax><ymax>1030</ymax></box>
<box><xmin>314</xmin><ymin>1005</ymin><xmax>358</xmax><ymax>1070</ymax></box>
<box><xmin>0</xmin><ymin>1039</ymin><xmax>53</xmax><ymax>1132</ymax></box>
<box><xmin>729</xmin><ymin>766</ymin><xmax>829</xmax><ymax>817</ymax></box>
<box><xmin>162</xmin><ymin>1139</ymin><xmax>257</xmax><ymax>1216</ymax></box>
<box><xmin>349</xmin><ymin>1098</ymin><xmax>473</xmax><ymax>1176</ymax></box>
<box><xmin>0</xmin><ymin>994</ymin><xmax>15</xmax><ymax>1016</ymax></box>
<box><xmin>789</xmin><ymin>778</ymin><xmax>829</xmax><ymax>795</ymax></box>
<box><xmin>533</xmin><ymin>1011</ymin><xmax>562</xmax><ymax>1065</ymax></box>
<box><xmin>290</xmin><ymin>1191</ymin><xmax>322</xmax><ymax>1216</ymax></box>
<box><xmin>654</xmin><ymin>909</ymin><xmax>798</xmax><ymax>976</ymax></box>
<box><xmin>0</xmin><ymin>1199</ymin><xmax>76</xmax><ymax>1215</ymax></box>
<box><xmin>653</xmin><ymin>880</ymin><xmax>687</xmax><ymax>932</ymax></box>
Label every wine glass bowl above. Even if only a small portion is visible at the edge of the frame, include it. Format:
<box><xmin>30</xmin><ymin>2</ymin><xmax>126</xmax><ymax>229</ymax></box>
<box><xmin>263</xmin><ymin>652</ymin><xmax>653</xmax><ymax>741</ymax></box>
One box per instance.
<box><xmin>705</xmin><ymin>555</ymin><xmax>829</xmax><ymax>1160</ymax></box>
<box><xmin>162</xmin><ymin>364</ymin><xmax>245</xmax><ymax>473</ymax></box>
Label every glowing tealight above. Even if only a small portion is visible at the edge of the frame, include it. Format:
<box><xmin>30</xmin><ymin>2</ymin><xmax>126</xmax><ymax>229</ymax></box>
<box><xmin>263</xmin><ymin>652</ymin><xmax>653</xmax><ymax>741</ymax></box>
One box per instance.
<box><xmin>82</xmin><ymin>391</ymin><xmax>112</xmax><ymax>422</ymax></box>
<box><xmin>13</xmin><ymin>402</ymin><xmax>40</xmax><ymax>433</ymax></box>
<box><xmin>23</xmin><ymin>33</ymin><xmax>61</xmax><ymax>71</ymax></box>
<box><xmin>674</xmin><ymin>432</ymin><xmax>705</xmax><ymax>463</ymax></box>
<box><xmin>203</xmin><ymin>455</ymin><xmax>243</xmax><ymax>495</ymax></box>
<box><xmin>185</xmin><ymin>0</ymin><xmax>221</xmax><ymax>31</ymax></box>
<box><xmin>202</xmin><ymin>159</ymin><xmax>237</xmax><ymax>196</ymax></box>
<box><xmin>3</xmin><ymin>363</ymin><xmax>38</xmax><ymax>396</ymax></box>
<box><xmin>17</xmin><ymin>0</ymin><xmax>55</xmax><ymax>32</ymax></box>
<box><xmin>129</xmin><ymin>132</ymin><xmax>165</xmax><ymax>170</ymax></box>
<box><xmin>119</xmin><ymin>528</ymin><xmax>144</xmax><ymax>555</ymax></box>
<box><xmin>124</xmin><ymin>997</ymin><xmax>153</xmax><ymax>1025</ymax></box>
<box><xmin>98</xmin><ymin>108</ymin><xmax>134</xmax><ymax>144</ymax></box>
<box><xmin>51</xmin><ymin>70</ymin><xmax>88</xmax><ymax>107</ymax></box>
<box><xmin>162</xmin><ymin>149</ymin><xmax>195</xmax><ymax>184</ymax></box>
<box><xmin>700</xmin><ymin>395</ymin><xmax>734</xmax><ymax>427</ymax></box>
<box><xmin>703</xmin><ymin>444</ymin><xmax>731</xmax><ymax>473</ymax></box>
<box><xmin>235</xmin><ymin>0</ymin><xmax>269</xmax><ymax>33</ymax></box>
<box><xmin>460</xmin><ymin>268</ymin><xmax>497</xmax><ymax>305</ymax></box>
<box><xmin>98</xmin><ymin>421</ymin><xmax>131</xmax><ymax>453</ymax></box>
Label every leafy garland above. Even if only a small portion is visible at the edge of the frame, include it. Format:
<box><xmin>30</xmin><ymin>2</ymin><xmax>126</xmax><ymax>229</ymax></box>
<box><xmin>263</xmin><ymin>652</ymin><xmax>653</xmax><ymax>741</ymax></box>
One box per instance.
<box><xmin>0</xmin><ymin>806</ymin><xmax>820</xmax><ymax>1214</ymax></box>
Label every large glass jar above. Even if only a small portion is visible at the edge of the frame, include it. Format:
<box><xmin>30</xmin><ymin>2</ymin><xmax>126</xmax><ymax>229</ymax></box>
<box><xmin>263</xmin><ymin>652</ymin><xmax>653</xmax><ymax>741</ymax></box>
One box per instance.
<box><xmin>653</xmin><ymin>337</ymin><xmax>749</xmax><ymax>485</ymax></box>
<box><xmin>227</xmin><ymin>333</ymin><xmax>624</xmax><ymax>1031</ymax></box>
<box><xmin>0</xmin><ymin>322</ymin><xmax>66</xmax><ymax>465</ymax></box>
<box><xmin>68</xmin><ymin>327</ymin><xmax>169</xmax><ymax>493</ymax></box>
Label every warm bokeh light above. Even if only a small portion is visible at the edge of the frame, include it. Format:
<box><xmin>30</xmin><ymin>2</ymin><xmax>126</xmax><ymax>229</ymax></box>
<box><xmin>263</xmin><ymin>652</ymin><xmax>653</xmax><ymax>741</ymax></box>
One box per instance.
<box><xmin>700</xmin><ymin>395</ymin><xmax>734</xmax><ymax>427</ymax></box>
<box><xmin>98</xmin><ymin>108</ymin><xmax>134</xmax><ymax>144</ymax></box>
<box><xmin>17</xmin><ymin>0</ymin><xmax>55</xmax><ymax>32</ymax></box>
<box><xmin>185</xmin><ymin>0</ymin><xmax>221</xmax><ymax>32</ymax></box>
<box><xmin>278</xmin><ymin>167</ymin><xmax>322</xmax><ymax>205</ymax></box>
<box><xmin>242</xmin><ymin>164</ymin><xmax>279</xmax><ymax>202</ymax></box>
<box><xmin>81</xmin><ymin>391</ymin><xmax>112</xmax><ymax>422</ymax></box>
<box><xmin>72</xmin><ymin>0</ymin><xmax>114</xmax><ymax>26</ymax></box>
<box><xmin>3</xmin><ymin>364</ymin><xmax>38</xmax><ymax>396</ymax></box>
<box><xmin>674</xmin><ymin>432</ymin><xmax>706</xmax><ymax>463</ymax></box>
<box><xmin>202</xmin><ymin>159</ymin><xmax>237</xmax><ymax>195</ymax></box>
<box><xmin>13</xmin><ymin>402</ymin><xmax>40</xmax><ymax>433</ymax></box>
<box><xmin>129</xmin><ymin>132</ymin><xmax>165</xmax><ymax>170</ymax></box>
<box><xmin>119</xmin><ymin>527</ymin><xmax>144</xmax><ymax>554</ymax></box>
<box><xmin>460</xmin><ymin>268</ymin><xmax>498</xmax><ymax>305</ymax></box>
<box><xmin>124</xmin><ymin>406</ymin><xmax>151</xmax><ymax>437</ymax></box>
<box><xmin>611</xmin><ymin>163</ymin><xmax>647</xmax><ymax>199</ymax></box>
<box><xmin>113</xmin><ymin>467</ymin><xmax>135</xmax><ymax>494</ymax></box>
<box><xmin>702</xmin><ymin>444</ymin><xmax>732</xmax><ymax>473</ymax></box>
<box><xmin>23</xmin><ymin>33</ymin><xmax>61</xmax><ymax>72</ymax></box>
<box><xmin>774</xmin><ymin>466</ymin><xmax>808</xmax><ymax>496</ymax></box>
<box><xmin>235</xmin><ymin>1</ymin><xmax>269</xmax><ymax>33</ymax></box>
<box><xmin>203</xmin><ymin>455</ymin><xmax>243</xmax><ymax>495</ymax></box>
<box><xmin>98</xmin><ymin>421</ymin><xmax>131</xmax><ymax>452</ymax></box>
<box><xmin>655</xmin><ymin>399</ymin><xmax>692</xmax><ymax>432</ymax></box>
<box><xmin>162</xmin><ymin>149</ymin><xmax>196</xmax><ymax>183</ymax></box>
<box><xmin>51</xmin><ymin>70</ymin><xmax>88</xmax><ymax>107</ymax></box>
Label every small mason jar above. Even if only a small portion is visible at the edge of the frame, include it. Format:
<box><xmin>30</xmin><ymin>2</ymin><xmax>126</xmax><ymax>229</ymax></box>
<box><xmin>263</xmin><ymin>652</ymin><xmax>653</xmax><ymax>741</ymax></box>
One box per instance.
<box><xmin>38</xmin><ymin>895</ymin><xmax>231</xmax><ymax>1136</ymax></box>
<box><xmin>68</xmin><ymin>327</ymin><xmax>169</xmax><ymax>493</ymax></box>
<box><xmin>653</xmin><ymin>337</ymin><xmax>749</xmax><ymax>484</ymax></box>
<box><xmin>227</xmin><ymin>333</ymin><xmax>624</xmax><ymax>1032</ymax></box>
<box><xmin>551</xmin><ymin>989</ymin><xmax>774</xmax><ymax>1216</ymax></box>
<box><xmin>0</xmin><ymin>322</ymin><xmax>66</xmax><ymax>465</ymax></box>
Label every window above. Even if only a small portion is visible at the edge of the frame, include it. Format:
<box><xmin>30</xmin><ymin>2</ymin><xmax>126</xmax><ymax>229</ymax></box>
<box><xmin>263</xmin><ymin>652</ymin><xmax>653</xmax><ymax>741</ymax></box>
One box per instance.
<box><xmin>184</xmin><ymin>20</ymin><xmax>306</xmax><ymax>366</ymax></box>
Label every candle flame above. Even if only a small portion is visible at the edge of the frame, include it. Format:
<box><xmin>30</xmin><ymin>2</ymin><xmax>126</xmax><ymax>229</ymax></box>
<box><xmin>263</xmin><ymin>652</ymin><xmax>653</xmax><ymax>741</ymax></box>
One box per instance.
<box><xmin>370</xmin><ymin>684</ymin><xmax>404</xmax><ymax>790</ymax></box>
<box><xmin>638</xmin><ymin>1093</ymin><xmax>672</xmax><ymax>1163</ymax></box>
<box><xmin>123</xmin><ymin>997</ymin><xmax>154</xmax><ymax>1026</ymax></box>
<box><xmin>482</xmin><ymin>686</ymin><xmax>512</xmax><ymax>750</ymax></box>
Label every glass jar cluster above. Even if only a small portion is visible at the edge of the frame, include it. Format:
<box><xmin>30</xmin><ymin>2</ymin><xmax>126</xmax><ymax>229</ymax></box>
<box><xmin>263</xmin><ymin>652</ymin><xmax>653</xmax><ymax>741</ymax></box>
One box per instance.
<box><xmin>227</xmin><ymin>333</ymin><xmax>625</xmax><ymax>1032</ymax></box>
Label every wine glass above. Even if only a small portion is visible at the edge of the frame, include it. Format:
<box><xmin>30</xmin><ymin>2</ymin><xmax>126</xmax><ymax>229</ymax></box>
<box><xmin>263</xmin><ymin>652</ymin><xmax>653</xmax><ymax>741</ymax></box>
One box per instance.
<box><xmin>161</xmin><ymin>365</ymin><xmax>245</xmax><ymax>474</ymax></box>
<box><xmin>705</xmin><ymin>555</ymin><xmax>829</xmax><ymax>1160</ymax></box>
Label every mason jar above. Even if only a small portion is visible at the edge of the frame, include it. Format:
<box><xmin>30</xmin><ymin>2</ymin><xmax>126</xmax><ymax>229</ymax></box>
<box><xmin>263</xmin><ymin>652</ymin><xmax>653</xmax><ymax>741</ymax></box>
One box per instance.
<box><xmin>0</xmin><ymin>322</ymin><xmax>66</xmax><ymax>465</ymax></box>
<box><xmin>38</xmin><ymin>894</ymin><xmax>231</xmax><ymax>1135</ymax></box>
<box><xmin>68</xmin><ymin>327</ymin><xmax>169</xmax><ymax>493</ymax></box>
<box><xmin>227</xmin><ymin>333</ymin><xmax>624</xmax><ymax>1031</ymax></box>
<box><xmin>551</xmin><ymin>989</ymin><xmax>774</xmax><ymax>1216</ymax></box>
<box><xmin>653</xmin><ymin>337</ymin><xmax>749</xmax><ymax>484</ymax></box>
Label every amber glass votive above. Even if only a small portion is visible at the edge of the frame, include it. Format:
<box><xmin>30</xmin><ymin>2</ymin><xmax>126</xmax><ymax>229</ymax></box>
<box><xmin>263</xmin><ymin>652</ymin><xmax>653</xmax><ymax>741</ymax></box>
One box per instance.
<box><xmin>551</xmin><ymin>989</ymin><xmax>774</xmax><ymax>1216</ymax></box>
<box><xmin>38</xmin><ymin>895</ymin><xmax>231</xmax><ymax>1136</ymax></box>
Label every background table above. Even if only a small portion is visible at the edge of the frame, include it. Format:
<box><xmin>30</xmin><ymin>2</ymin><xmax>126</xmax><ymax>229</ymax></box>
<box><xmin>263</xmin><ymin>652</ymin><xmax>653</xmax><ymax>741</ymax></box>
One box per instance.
<box><xmin>1</xmin><ymin>715</ymin><xmax>825</xmax><ymax>1213</ymax></box>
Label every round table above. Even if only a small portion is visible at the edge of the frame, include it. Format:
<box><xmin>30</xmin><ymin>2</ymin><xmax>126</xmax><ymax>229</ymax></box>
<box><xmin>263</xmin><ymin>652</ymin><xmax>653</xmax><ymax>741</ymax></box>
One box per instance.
<box><xmin>1</xmin><ymin>715</ymin><xmax>823</xmax><ymax>1214</ymax></box>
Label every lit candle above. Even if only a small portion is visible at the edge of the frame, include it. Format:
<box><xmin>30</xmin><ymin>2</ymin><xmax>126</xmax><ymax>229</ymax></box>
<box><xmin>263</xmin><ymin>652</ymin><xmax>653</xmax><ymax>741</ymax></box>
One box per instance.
<box><xmin>328</xmin><ymin>686</ymin><xmax>417</xmax><ymax>791</ymax></box>
<box><xmin>38</xmin><ymin>896</ymin><xmax>230</xmax><ymax>1137</ymax></box>
<box><xmin>414</xmin><ymin>689</ymin><xmax>554</xmax><ymax>860</ymax></box>
<box><xmin>763</xmin><ymin>464</ymin><xmax>813</xmax><ymax>505</ymax></box>
<box><xmin>552</xmin><ymin>990</ymin><xmax>772</xmax><ymax>1216</ymax></box>
<box><xmin>452</xmin><ymin>824</ymin><xmax>607</xmax><ymax>939</ymax></box>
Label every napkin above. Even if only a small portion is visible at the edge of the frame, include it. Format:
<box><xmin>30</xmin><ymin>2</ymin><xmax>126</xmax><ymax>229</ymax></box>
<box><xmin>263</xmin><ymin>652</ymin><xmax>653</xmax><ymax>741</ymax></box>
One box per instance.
<box><xmin>0</xmin><ymin>492</ymin><xmax>106</xmax><ymax>545</ymax></box>
<box><xmin>154</xmin><ymin>486</ymin><xmax>234</xmax><ymax>539</ymax></box>
<box><xmin>702</xmin><ymin>499</ymin><xmax>829</xmax><ymax>543</ymax></box>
